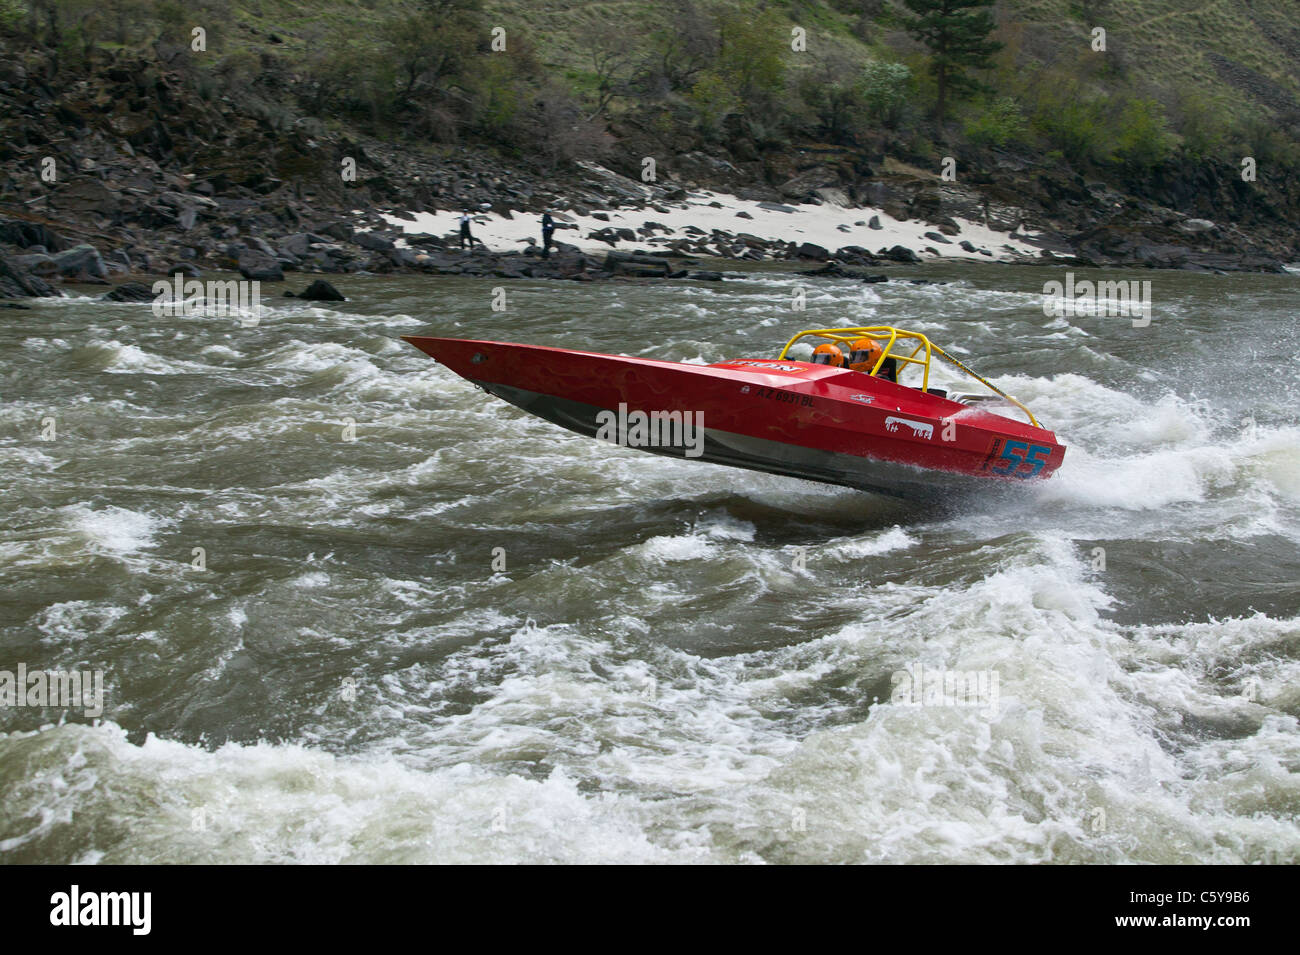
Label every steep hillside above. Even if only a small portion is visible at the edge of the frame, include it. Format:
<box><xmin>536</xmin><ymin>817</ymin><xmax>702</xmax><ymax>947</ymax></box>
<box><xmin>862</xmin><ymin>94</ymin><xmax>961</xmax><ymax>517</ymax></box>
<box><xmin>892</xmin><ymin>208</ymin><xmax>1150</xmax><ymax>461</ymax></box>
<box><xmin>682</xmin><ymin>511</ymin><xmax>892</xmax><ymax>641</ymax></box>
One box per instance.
<box><xmin>1</xmin><ymin>0</ymin><xmax>1299</xmax><ymax>292</ymax></box>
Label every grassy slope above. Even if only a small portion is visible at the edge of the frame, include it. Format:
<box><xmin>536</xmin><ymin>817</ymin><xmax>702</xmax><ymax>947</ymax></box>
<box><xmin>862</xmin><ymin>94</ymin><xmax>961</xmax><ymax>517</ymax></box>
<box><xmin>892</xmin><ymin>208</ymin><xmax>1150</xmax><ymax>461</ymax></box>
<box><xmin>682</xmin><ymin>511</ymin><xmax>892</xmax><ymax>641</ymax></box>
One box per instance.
<box><xmin>183</xmin><ymin>0</ymin><xmax>1300</xmax><ymax>134</ymax></box>
<box><xmin>470</xmin><ymin>0</ymin><xmax>1300</xmax><ymax>117</ymax></box>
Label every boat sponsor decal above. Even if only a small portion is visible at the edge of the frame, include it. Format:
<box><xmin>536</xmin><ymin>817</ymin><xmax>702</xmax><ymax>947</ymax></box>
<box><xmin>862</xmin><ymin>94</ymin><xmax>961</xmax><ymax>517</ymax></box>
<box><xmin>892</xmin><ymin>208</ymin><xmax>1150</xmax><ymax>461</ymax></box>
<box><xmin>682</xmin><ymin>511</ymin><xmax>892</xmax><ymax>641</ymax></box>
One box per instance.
<box><xmin>849</xmin><ymin>394</ymin><xmax>875</xmax><ymax>404</ymax></box>
<box><xmin>595</xmin><ymin>402</ymin><xmax>705</xmax><ymax>458</ymax></box>
<box><xmin>752</xmin><ymin>386</ymin><xmax>813</xmax><ymax>407</ymax></box>
<box><xmin>725</xmin><ymin>360</ymin><xmax>805</xmax><ymax>373</ymax></box>
<box><xmin>884</xmin><ymin>416</ymin><xmax>934</xmax><ymax>440</ymax></box>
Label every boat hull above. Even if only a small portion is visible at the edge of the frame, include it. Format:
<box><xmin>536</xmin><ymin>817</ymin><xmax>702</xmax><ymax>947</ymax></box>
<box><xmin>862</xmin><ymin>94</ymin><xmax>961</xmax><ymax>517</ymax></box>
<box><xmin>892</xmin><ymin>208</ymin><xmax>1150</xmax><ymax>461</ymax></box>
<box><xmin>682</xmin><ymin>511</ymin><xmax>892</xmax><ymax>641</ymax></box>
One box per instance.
<box><xmin>402</xmin><ymin>336</ymin><xmax>1066</xmax><ymax>501</ymax></box>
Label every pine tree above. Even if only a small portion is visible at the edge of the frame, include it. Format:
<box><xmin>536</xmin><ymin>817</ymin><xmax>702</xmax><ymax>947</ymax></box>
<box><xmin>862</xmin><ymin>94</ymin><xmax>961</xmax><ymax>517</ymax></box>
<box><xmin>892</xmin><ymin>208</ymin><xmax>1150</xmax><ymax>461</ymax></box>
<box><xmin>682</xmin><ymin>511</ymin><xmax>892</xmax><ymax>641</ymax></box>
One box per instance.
<box><xmin>902</xmin><ymin>0</ymin><xmax>1002</xmax><ymax>124</ymax></box>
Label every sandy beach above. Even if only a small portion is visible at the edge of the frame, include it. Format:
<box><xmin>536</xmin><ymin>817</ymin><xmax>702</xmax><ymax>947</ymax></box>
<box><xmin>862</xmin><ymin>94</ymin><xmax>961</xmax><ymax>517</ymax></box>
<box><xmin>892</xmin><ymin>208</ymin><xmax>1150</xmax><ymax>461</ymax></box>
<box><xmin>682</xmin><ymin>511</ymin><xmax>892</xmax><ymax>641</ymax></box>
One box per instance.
<box><xmin>379</xmin><ymin>170</ymin><xmax>1044</xmax><ymax>264</ymax></box>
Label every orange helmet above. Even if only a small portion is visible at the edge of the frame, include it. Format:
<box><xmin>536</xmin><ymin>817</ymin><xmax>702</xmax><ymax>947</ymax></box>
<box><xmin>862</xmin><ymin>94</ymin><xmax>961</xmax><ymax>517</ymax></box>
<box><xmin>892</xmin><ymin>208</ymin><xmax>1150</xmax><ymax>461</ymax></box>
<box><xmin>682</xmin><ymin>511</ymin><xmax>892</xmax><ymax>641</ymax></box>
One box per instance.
<box><xmin>848</xmin><ymin>338</ymin><xmax>883</xmax><ymax>374</ymax></box>
<box><xmin>811</xmin><ymin>342</ymin><xmax>845</xmax><ymax>367</ymax></box>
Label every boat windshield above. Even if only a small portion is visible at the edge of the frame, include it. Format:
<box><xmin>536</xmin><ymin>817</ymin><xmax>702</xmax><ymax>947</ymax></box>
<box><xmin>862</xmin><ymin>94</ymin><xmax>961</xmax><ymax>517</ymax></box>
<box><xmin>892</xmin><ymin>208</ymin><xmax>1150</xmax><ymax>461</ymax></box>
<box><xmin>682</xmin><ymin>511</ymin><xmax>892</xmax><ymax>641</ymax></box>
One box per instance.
<box><xmin>776</xmin><ymin>325</ymin><xmax>1041</xmax><ymax>428</ymax></box>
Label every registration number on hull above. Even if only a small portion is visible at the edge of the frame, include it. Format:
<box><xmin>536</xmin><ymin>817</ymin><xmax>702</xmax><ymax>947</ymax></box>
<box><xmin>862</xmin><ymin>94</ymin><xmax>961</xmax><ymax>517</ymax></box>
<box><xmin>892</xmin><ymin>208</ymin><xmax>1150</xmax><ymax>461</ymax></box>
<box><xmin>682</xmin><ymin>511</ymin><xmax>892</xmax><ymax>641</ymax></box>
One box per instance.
<box><xmin>744</xmin><ymin>385</ymin><xmax>814</xmax><ymax>407</ymax></box>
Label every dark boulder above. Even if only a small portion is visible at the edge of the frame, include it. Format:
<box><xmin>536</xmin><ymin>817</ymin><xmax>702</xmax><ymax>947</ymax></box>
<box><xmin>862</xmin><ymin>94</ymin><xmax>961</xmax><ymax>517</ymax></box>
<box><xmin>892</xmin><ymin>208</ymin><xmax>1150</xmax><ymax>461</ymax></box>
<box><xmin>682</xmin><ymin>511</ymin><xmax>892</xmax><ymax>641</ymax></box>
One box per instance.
<box><xmin>0</xmin><ymin>252</ymin><xmax>61</xmax><ymax>298</ymax></box>
<box><xmin>237</xmin><ymin>251</ymin><xmax>284</xmax><ymax>282</ymax></box>
<box><xmin>778</xmin><ymin>166</ymin><xmax>839</xmax><ymax>201</ymax></box>
<box><xmin>834</xmin><ymin>246</ymin><xmax>878</xmax><ymax>266</ymax></box>
<box><xmin>354</xmin><ymin>231</ymin><xmax>397</xmax><ymax>252</ymax></box>
<box><xmin>52</xmin><ymin>178</ymin><xmax>119</xmax><ymax>216</ymax></box>
<box><xmin>293</xmin><ymin>279</ymin><xmax>347</xmax><ymax>302</ymax></box>
<box><xmin>277</xmin><ymin>233</ymin><xmax>315</xmax><ymax>257</ymax></box>
<box><xmin>795</xmin><ymin>242</ymin><xmax>830</xmax><ymax>261</ymax></box>
<box><xmin>603</xmin><ymin>250</ymin><xmax>669</xmax><ymax>275</ymax></box>
<box><xmin>101</xmin><ymin>282</ymin><xmax>157</xmax><ymax>303</ymax></box>
<box><xmin>0</xmin><ymin>218</ymin><xmax>68</xmax><ymax>251</ymax></box>
<box><xmin>317</xmin><ymin>221</ymin><xmax>354</xmax><ymax>241</ymax></box>
<box><xmin>882</xmin><ymin>245</ymin><xmax>920</xmax><ymax>263</ymax></box>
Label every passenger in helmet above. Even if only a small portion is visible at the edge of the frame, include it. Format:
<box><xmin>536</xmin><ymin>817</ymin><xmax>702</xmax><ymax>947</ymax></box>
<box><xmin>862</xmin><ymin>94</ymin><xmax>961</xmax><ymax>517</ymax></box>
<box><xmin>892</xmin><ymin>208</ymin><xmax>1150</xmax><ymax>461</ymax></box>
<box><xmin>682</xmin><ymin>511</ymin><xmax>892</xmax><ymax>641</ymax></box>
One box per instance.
<box><xmin>811</xmin><ymin>342</ymin><xmax>846</xmax><ymax>367</ymax></box>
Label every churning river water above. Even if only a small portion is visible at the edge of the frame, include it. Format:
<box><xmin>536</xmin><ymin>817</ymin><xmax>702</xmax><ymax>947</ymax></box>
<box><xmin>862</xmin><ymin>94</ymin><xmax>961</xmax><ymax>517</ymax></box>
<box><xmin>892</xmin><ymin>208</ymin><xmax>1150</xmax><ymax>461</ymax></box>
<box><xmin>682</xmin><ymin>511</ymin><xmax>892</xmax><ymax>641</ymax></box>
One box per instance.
<box><xmin>1</xmin><ymin>261</ymin><xmax>1297</xmax><ymax>863</ymax></box>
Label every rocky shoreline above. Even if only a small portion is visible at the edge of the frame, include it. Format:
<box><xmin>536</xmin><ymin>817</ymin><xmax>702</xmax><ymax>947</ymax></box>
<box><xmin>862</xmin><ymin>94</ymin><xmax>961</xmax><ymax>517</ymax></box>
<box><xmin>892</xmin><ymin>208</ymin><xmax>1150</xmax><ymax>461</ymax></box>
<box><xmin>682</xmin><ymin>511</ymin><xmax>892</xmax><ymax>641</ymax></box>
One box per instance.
<box><xmin>3</xmin><ymin>167</ymin><xmax>1290</xmax><ymax>303</ymax></box>
<box><xmin>1</xmin><ymin>49</ymin><xmax>1294</xmax><ymax>301</ymax></box>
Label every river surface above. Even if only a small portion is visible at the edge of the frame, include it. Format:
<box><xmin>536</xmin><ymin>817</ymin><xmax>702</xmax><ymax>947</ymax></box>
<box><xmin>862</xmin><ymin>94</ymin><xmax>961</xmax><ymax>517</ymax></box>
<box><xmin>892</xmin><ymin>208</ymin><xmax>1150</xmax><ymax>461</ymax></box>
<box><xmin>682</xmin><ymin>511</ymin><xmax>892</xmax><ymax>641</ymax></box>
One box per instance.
<box><xmin>1</xmin><ymin>261</ymin><xmax>1297</xmax><ymax>863</ymax></box>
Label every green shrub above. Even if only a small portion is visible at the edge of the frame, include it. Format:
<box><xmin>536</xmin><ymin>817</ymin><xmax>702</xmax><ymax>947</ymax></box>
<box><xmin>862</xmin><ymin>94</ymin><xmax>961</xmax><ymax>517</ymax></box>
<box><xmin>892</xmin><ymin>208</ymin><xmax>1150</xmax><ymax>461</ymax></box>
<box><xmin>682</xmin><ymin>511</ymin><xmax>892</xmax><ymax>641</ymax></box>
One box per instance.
<box><xmin>1032</xmin><ymin>84</ymin><xmax>1112</xmax><ymax>164</ymax></box>
<box><xmin>1175</xmin><ymin>90</ymin><xmax>1232</xmax><ymax>158</ymax></box>
<box><xmin>688</xmin><ymin>70</ymin><xmax>740</xmax><ymax>136</ymax></box>
<box><xmin>965</xmin><ymin>96</ymin><xmax>1028</xmax><ymax>147</ymax></box>
<box><xmin>1112</xmin><ymin>98</ymin><xmax>1173</xmax><ymax>169</ymax></box>
<box><xmin>858</xmin><ymin>60</ymin><xmax>912</xmax><ymax>128</ymax></box>
<box><xmin>0</xmin><ymin>0</ymin><xmax>25</xmax><ymax>30</ymax></box>
<box><xmin>469</xmin><ymin>55</ymin><xmax>521</xmax><ymax>138</ymax></box>
<box><xmin>715</xmin><ymin>7</ymin><xmax>787</xmax><ymax>105</ymax></box>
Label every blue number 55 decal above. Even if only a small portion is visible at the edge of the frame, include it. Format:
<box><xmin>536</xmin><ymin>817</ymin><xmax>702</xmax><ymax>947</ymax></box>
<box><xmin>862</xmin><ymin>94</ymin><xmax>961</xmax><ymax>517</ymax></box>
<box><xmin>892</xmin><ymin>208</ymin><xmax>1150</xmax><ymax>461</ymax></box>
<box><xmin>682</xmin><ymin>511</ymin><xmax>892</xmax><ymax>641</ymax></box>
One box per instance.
<box><xmin>991</xmin><ymin>441</ymin><xmax>1052</xmax><ymax>478</ymax></box>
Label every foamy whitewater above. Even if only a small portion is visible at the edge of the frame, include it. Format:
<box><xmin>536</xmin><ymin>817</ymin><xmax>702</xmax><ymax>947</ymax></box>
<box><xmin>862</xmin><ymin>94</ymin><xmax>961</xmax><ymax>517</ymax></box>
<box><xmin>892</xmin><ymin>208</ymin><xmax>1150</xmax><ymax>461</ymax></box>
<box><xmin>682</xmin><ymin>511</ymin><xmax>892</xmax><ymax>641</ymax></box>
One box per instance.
<box><xmin>0</xmin><ymin>259</ymin><xmax>1296</xmax><ymax>863</ymax></box>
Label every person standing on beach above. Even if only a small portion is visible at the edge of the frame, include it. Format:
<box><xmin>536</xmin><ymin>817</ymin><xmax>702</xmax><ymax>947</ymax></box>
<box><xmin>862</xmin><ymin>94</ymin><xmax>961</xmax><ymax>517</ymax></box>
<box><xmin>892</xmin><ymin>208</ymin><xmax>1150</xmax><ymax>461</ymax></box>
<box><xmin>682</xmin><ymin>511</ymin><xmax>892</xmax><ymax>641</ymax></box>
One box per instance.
<box><xmin>541</xmin><ymin>211</ymin><xmax>555</xmax><ymax>258</ymax></box>
<box><xmin>458</xmin><ymin>210</ymin><xmax>478</xmax><ymax>251</ymax></box>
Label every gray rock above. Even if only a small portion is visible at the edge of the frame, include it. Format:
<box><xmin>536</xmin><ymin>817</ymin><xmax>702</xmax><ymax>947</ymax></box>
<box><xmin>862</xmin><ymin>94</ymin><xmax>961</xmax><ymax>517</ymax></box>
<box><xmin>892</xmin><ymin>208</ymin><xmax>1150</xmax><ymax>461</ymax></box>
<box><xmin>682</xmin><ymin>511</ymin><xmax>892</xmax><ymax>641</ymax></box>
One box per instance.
<box><xmin>813</xmin><ymin>187</ymin><xmax>853</xmax><ymax>208</ymax></box>
<box><xmin>54</xmin><ymin>178</ymin><xmax>119</xmax><ymax>215</ymax></box>
<box><xmin>278</xmin><ymin>233</ymin><xmax>313</xmax><ymax>257</ymax></box>
<box><xmin>795</xmin><ymin>242</ymin><xmax>830</xmax><ymax>260</ymax></box>
<box><xmin>778</xmin><ymin>166</ymin><xmax>839</xmax><ymax>201</ymax></box>
<box><xmin>14</xmin><ymin>254</ymin><xmax>57</xmax><ymax>276</ymax></box>
<box><xmin>318</xmin><ymin>221</ymin><xmax>354</xmax><ymax>241</ymax></box>
<box><xmin>237</xmin><ymin>250</ymin><xmax>284</xmax><ymax>282</ymax></box>
<box><xmin>247</xmin><ymin>237</ymin><xmax>278</xmax><ymax>257</ymax></box>
<box><xmin>868</xmin><ymin>216</ymin><xmax>882</xmax><ymax>230</ymax></box>
<box><xmin>52</xmin><ymin>244</ymin><xmax>107</xmax><ymax>279</ymax></box>
<box><xmin>0</xmin><ymin>252</ymin><xmax>61</xmax><ymax>298</ymax></box>
<box><xmin>354</xmin><ymin>231</ymin><xmax>396</xmax><ymax>252</ymax></box>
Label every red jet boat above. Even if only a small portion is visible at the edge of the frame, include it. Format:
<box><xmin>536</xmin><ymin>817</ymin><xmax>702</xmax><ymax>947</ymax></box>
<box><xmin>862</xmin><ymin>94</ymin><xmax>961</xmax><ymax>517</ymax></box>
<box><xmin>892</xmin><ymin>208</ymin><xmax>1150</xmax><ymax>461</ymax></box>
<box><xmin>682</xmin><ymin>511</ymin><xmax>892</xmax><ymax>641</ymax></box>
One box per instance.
<box><xmin>402</xmin><ymin>325</ymin><xmax>1065</xmax><ymax>501</ymax></box>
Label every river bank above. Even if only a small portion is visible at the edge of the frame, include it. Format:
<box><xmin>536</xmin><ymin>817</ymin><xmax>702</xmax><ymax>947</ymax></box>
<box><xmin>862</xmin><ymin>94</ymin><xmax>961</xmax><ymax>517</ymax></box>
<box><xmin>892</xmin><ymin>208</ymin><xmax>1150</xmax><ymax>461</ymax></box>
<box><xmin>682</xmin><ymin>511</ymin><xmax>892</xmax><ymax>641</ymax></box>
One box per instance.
<box><xmin>4</xmin><ymin>158</ymin><xmax>1293</xmax><ymax>304</ymax></box>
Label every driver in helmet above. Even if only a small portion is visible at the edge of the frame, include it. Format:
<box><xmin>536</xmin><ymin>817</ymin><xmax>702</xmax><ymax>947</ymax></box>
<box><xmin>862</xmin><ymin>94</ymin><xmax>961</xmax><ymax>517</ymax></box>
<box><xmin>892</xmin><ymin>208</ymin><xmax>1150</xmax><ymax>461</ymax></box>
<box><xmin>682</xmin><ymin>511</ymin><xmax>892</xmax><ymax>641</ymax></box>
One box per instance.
<box><xmin>848</xmin><ymin>338</ymin><xmax>883</xmax><ymax>374</ymax></box>
<box><xmin>848</xmin><ymin>337</ymin><xmax>897</xmax><ymax>382</ymax></box>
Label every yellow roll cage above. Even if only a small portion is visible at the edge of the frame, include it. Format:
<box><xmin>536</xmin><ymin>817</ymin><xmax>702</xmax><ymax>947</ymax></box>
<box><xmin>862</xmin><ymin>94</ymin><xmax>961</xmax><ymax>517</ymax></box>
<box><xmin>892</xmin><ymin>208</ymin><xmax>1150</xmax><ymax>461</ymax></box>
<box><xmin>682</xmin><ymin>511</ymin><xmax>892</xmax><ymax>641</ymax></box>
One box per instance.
<box><xmin>776</xmin><ymin>325</ymin><xmax>1040</xmax><ymax>428</ymax></box>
